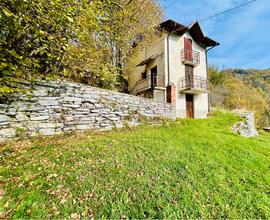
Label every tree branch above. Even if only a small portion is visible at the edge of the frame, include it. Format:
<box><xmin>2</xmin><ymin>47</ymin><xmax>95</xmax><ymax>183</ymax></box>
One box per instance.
<box><xmin>104</xmin><ymin>0</ymin><xmax>135</xmax><ymax>10</ymax></box>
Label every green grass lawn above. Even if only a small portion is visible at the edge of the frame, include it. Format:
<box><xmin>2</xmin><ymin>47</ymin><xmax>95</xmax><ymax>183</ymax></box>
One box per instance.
<box><xmin>0</xmin><ymin>111</ymin><xmax>270</xmax><ymax>218</ymax></box>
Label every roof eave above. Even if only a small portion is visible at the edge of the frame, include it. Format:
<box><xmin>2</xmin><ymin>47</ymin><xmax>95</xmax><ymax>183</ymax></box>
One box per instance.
<box><xmin>159</xmin><ymin>19</ymin><xmax>219</xmax><ymax>47</ymax></box>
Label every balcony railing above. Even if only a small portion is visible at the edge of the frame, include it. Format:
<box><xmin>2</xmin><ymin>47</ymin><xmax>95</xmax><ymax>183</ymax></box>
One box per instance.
<box><xmin>181</xmin><ymin>49</ymin><xmax>200</xmax><ymax>65</ymax></box>
<box><xmin>130</xmin><ymin>75</ymin><xmax>165</xmax><ymax>95</ymax></box>
<box><xmin>179</xmin><ymin>75</ymin><xmax>209</xmax><ymax>94</ymax></box>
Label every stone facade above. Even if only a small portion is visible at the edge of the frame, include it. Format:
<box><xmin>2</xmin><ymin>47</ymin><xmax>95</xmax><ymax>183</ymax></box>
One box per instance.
<box><xmin>0</xmin><ymin>80</ymin><xmax>176</xmax><ymax>140</ymax></box>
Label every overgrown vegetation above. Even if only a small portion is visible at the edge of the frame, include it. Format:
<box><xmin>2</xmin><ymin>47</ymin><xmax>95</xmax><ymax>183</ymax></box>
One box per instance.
<box><xmin>0</xmin><ymin>111</ymin><xmax>270</xmax><ymax>218</ymax></box>
<box><xmin>0</xmin><ymin>0</ymin><xmax>162</xmax><ymax>95</ymax></box>
<box><xmin>209</xmin><ymin>66</ymin><xmax>270</xmax><ymax>127</ymax></box>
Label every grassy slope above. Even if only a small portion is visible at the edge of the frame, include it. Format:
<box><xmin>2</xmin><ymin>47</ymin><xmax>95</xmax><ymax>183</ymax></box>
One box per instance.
<box><xmin>0</xmin><ymin>112</ymin><xmax>270</xmax><ymax>218</ymax></box>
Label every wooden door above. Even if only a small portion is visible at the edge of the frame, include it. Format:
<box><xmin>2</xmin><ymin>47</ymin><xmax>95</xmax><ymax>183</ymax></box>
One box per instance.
<box><xmin>185</xmin><ymin>65</ymin><xmax>194</xmax><ymax>88</ymax></box>
<box><xmin>186</xmin><ymin>94</ymin><xmax>194</xmax><ymax>118</ymax></box>
<box><xmin>184</xmin><ymin>37</ymin><xmax>192</xmax><ymax>61</ymax></box>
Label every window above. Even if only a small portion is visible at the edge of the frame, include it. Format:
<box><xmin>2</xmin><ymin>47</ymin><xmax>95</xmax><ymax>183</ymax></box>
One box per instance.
<box><xmin>151</xmin><ymin>66</ymin><xmax>157</xmax><ymax>74</ymax></box>
<box><xmin>141</xmin><ymin>71</ymin><xmax>147</xmax><ymax>79</ymax></box>
<box><xmin>151</xmin><ymin>66</ymin><xmax>157</xmax><ymax>88</ymax></box>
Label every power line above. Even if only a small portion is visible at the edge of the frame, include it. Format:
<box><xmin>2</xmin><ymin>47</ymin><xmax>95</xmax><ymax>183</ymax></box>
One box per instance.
<box><xmin>199</xmin><ymin>0</ymin><xmax>258</xmax><ymax>22</ymax></box>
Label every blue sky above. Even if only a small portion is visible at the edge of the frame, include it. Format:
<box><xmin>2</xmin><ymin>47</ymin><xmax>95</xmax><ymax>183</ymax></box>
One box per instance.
<box><xmin>159</xmin><ymin>0</ymin><xmax>270</xmax><ymax>69</ymax></box>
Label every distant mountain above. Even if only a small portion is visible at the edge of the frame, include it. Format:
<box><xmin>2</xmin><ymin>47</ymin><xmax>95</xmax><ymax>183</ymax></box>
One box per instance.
<box><xmin>228</xmin><ymin>69</ymin><xmax>270</xmax><ymax>95</ymax></box>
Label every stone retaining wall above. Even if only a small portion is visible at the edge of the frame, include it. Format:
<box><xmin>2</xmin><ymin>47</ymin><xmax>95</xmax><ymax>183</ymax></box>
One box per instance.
<box><xmin>0</xmin><ymin>80</ymin><xmax>176</xmax><ymax>140</ymax></box>
<box><xmin>232</xmin><ymin>110</ymin><xmax>258</xmax><ymax>138</ymax></box>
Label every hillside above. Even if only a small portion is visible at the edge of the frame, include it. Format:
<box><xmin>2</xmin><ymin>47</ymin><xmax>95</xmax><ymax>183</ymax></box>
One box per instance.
<box><xmin>209</xmin><ymin>68</ymin><xmax>270</xmax><ymax>127</ymax></box>
<box><xmin>227</xmin><ymin>68</ymin><xmax>270</xmax><ymax>94</ymax></box>
<box><xmin>1</xmin><ymin>111</ymin><xmax>270</xmax><ymax>218</ymax></box>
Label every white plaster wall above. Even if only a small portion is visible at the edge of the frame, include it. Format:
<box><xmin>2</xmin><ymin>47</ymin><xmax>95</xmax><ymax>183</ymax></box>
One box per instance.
<box><xmin>194</xmin><ymin>93</ymin><xmax>209</xmax><ymax>118</ymax></box>
<box><xmin>176</xmin><ymin>93</ymin><xmax>186</xmax><ymax>118</ymax></box>
<box><xmin>128</xmin><ymin>29</ymin><xmax>210</xmax><ymax>118</ymax></box>
<box><xmin>168</xmin><ymin>32</ymin><xmax>209</xmax><ymax>118</ymax></box>
<box><xmin>147</xmin><ymin>54</ymin><xmax>164</xmax><ymax>76</ymax></box>
<box><xmin>128</xmin><ymin>32</ymin><xmax>167</xmax><ymax>92</ymax></box>
<box><xmin>154</xmin><ymin>89</ymin><xmax>166</xmax><ymax>103</ymax></box>
<box><xmin>183</xmin><ymin>32</ymin><xmax>207</xmax><ymax>78</ymax></box>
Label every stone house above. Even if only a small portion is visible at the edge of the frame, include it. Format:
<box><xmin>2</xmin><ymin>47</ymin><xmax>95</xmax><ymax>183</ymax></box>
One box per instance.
<box><xmin>128</xmin><ymin>19</ymin><xmax>219</xmax><ymax>118</ymax></box>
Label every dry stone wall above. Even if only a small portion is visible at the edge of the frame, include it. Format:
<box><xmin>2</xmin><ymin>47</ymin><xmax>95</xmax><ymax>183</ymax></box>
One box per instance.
<box><xmin>232</xmin><ymin>111</ymin><xmax>258</xmax><ymax>138</ymax></box>
<box><xmin>0</xmin><ymin>80</ymin><xmax>176</xmax><ymax>140</ymax></box>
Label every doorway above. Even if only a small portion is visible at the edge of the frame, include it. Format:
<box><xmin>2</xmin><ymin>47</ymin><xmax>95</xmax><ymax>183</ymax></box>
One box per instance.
<box><xmin>186</xmin><ymin>94</ymin><xmax>194</xmax><ymax>118</ymax></box>
<box><xmin>151</xmin><ymin>66</ymin><xmax>157</xmax><ymax>88</ymax></box>
<box><xmin>185</xmin><ymin>65</ymin><xmax>194</xmax><ymax>88</ymax></box>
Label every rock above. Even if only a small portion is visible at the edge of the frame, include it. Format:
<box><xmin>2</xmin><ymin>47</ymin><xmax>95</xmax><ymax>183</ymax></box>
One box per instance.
<box><xmin>32</xmin><ymin>87</ymin><xmax>48</xmax><ymax>96</ymax></box>
<box><xmin>16</xmin><ymin>112</ymin><xmax>29</xmax><ymax>121</ymax></box>
<box><xmin>63</xmin><ymin>116</ymin><xmax>74</xmax><ymax>122</ymax></box>
<box><xmin>6</xmin><ymin>108</ymin><xmax>16</xmax><ymax>116</ymax></box>
<box><xmin>24</xmin><ymin>106</ymin><xmax>46</xmax><ymax>112</ymax></box>
<box><xmin>39</xmin><ymin>128</ymin><xmax>55</xmax><ymax>136</ymax></box>
<box><xmin>0</xmin><ymin>115</ymin><xmax>10</xmax><ymax>123</ymax></box>
<box><xmin>63</xmin><ymin>97</ymin><xmax>82</xmax><ymax>102</ymax></box>
<box><xmin>39</xmin><ymin>100</ymin><xmax>59</xmax><ymax>106</ymax></box>
<box><xmin>0</xmin><ymin>104</ymin><xmax>8</xmax><ymax>109</ymax></box>
<box><xmin>62</xmin><ymin>104</ymin><xmax>81</xmax><ymax>108</ymax></box>
<box><xmin>75</xmin><ymin>124</ymin><xmax>92</xmax><ymax>130</ymax></box>
<box><xmin>232</xmin><ymin>111</ymin><xmax>258</xmax><ymax>138</ymax></box>
<box><xmin>30</xmin><ymin>115</ymin><xmax>49</xmax><ymax>121</ymax></box>
<box><xmin>105</xmin><ymin>116</ymin><xmax>120</xmax><ymax>121</ymax></box>
<box><xmin>20</xmin><ymin>96</ymin><xmax>38</xmax><ymax>102</ymax></box>
<box><xmin>63</xmin><ymin>126</ymin><xmax>76</xmax><ymax>131</ymax></box>
<box><xmin>38</xmin><ymin>122</ymin><xmax>63</xmax><ymax>128</ymax></box>
<box><xmin>0</xmin><ymin>121</ymin><xmax>10</xmax><ymax>127</ymax></box>
<box><xmin>0</xmin><ymin>128</ymin><xmax>16</xmax><ymax>138</ymax></box>
<box><xmin>76</xmin><ymin>108</ymin><xmax>90</xmax><ymax>114</ymax></box>
<box><xmin>74</xmin><ymin>116</ymin><xmax>95</xmax><ymax>121</ymax></box>
<box><xmin>91</xmin><ymin>109</ymin><xmax>100</xmax><ymax>113</ymax></box>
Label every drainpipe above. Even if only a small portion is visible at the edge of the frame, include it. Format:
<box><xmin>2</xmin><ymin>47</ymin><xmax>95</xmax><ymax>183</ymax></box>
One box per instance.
<box><xmin>166</xmin><ymin>32</ymin><xmax>172</xmax><ymax>86</ymax></box>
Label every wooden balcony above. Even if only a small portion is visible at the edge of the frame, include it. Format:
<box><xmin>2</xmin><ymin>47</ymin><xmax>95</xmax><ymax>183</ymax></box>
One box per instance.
<box><xmin>181</xmin><ymin>49</ymin><xmax>200</xmax><ymax>66</ymax></box>
<box><xmin>130</xmin><ymin>75</ymin><xmax>165</xmax><ymax>95</ymax></box>
<box><xmin>178</xmin><ymin>75</ymin><xmax>209</xmax><ymax>94</ymax></box>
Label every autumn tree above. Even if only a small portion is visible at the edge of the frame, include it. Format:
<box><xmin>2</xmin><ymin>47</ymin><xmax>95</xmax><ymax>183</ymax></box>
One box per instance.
<box><xmin>61</xmin><ymin>1</ymin><xmax>120</xmax><ymax>89</ymax></box>
<box><xmin>100</xmin><ymin>0</ymin><xmax>163</xmax><ymax>91</ymax></box>
<box><xmin>0</xmin><ymin>0</ymin><xmax>83</xmax><ymax>95</ymax></box>
<box><xmin>64</xmin><ymin>0</ymin><xmax>163</xmax><ymax>91</ymax></box>
<box><xmin>1</xmin><ymin>0</ymin><xmax>162</xmax><ymax>96</ymax></box>
<box><xmin>209</xmin><ymin>67</ymin><xmax>270</xmax><ymax>127</ymax></box>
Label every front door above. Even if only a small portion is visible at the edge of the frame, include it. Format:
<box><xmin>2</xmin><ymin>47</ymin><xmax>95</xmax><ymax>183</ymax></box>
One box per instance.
<box><xmin>186</xmin><ymin>94</ymin><xmax>194</xmax><ymax>118</ymax></box>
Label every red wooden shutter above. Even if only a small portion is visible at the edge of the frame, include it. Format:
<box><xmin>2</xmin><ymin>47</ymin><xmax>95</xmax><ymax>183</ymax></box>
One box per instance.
<box><xmin>184</xmin><ymin>38</ymin><xmax>192</xmax><ymax>61</ymax></box>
